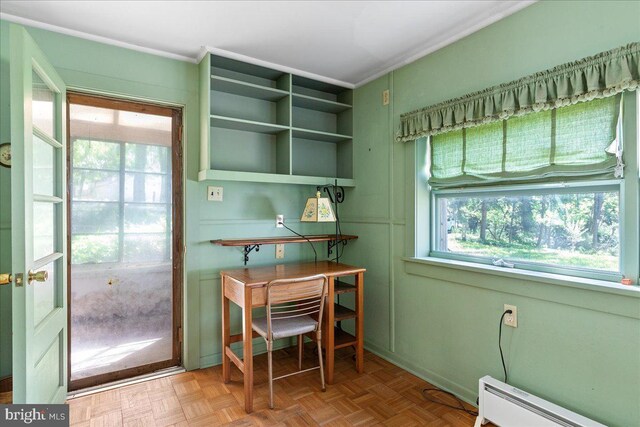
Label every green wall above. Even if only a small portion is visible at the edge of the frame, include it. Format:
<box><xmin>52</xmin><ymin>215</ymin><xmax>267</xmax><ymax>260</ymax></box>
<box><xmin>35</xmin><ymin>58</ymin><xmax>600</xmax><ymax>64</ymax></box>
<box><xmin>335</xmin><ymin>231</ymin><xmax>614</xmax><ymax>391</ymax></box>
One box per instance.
<box><xmin>345</xmin><ymin>2</ymin><xmax>640</xmax><ymax>426</ymax></box>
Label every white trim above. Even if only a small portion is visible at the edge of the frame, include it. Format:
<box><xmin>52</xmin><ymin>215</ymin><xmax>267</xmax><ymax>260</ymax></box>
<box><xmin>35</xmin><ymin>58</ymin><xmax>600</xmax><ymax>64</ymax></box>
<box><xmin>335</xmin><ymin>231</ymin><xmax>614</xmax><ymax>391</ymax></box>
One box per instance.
<box><xmin>354</xmin><ymin>1</ymin><xmax>537</xmax><ymax>87</ymax></box>
<box><xmin>0</xmin><ymin>12</ymin><xmax>197</xmax><ymax>64</ymax></box>
<box><xmin>202</xmin><ymin>46</ymin><xmax>355</xmax><ymax>89</ymax></box>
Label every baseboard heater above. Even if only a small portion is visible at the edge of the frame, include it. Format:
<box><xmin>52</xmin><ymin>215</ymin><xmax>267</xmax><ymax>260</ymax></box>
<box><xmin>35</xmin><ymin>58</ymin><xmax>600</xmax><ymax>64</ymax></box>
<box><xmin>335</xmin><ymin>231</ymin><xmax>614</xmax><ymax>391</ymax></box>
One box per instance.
<box><xmin>475</xmin><ymin>376</ymin><xmax>606</xmax><ymax>427</ymax></box>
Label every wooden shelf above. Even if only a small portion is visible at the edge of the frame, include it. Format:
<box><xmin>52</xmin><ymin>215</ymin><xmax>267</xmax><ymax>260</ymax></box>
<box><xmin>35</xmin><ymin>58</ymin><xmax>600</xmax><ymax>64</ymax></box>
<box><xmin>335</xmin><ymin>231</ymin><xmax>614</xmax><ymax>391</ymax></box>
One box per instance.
<box><xmin>334</xmin><ymin>304</ymin><xmax>356</xmax><ymax>321</ymax></box>
<box><xmin>292</xmin><ymin>94</ymin><xmax>351</xmax><ymax>113</ymax></box>
<box><xmin>212</xmin><ymin>234</ymin><xmax>357</xmax><ymax>247</ymax></box>
<box><xmin>211</xmin><ymin>75</ymin><xmax>289</xmax><ymax>101</ymax></box>
<box><xmin>334</xmin><ymin>280</ymin><xmax>356</xmax><ymax>294</ymax></box>
<box><xmin>292</xmin><ymin>128</ymin><xmax>352</xmax><ymax>143</ymax></box>
<box><xmin>333</xmin><ymin>327</ymin><xmax>357</xmax><ymax>349</ymax></box>
<box><xmin>210</xmin><ymin>115</ymin><xmax>289</xmax><ymax>134</ymax></box>
<box><xmin>212</xmin><ymin>234</ymin><xmax>358</xmax><ymax>265</ymax></box>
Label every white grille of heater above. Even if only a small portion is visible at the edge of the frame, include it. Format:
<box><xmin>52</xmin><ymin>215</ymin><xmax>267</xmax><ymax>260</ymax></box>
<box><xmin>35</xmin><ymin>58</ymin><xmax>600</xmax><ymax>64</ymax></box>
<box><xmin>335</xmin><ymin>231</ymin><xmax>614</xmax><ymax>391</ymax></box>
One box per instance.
<box><xmin>474</xmin><ymin>376</ymin><xmax>607</xmax><ymax>427</ymax></box>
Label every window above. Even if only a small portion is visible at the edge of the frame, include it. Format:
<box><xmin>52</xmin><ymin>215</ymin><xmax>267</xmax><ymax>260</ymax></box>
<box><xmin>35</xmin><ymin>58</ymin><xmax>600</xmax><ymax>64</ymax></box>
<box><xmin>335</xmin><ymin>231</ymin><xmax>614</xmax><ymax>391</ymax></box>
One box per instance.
<box><xmin>427</xmin><ymin>95</ymin><xmax>627</xmax><ymax>281</ymax></box>
<box><xmin>433</xmin><ymin>184</ymin><xmax>620</xmax><ymax>279</ymax></box>
<box><xmin>71</xmin><ymin>139</ymin><xmax>172</xmax><ymax>264</ymax></box>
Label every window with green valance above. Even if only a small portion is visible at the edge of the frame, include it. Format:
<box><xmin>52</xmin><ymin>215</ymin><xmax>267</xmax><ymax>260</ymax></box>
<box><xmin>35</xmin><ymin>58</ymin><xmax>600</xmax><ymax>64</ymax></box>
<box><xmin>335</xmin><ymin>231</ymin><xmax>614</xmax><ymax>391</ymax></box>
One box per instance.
<box><xmin>429</xmin><ymin>94</ymin><xmax>621</xmax><ymax>189</ymax></box>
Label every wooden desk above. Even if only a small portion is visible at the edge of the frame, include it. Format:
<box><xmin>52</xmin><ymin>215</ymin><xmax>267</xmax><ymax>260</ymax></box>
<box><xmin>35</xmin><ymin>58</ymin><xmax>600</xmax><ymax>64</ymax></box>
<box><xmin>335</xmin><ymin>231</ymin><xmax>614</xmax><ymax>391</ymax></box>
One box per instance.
<box><xmin>220</xmin><ymin>261</ymin><xmax>366</xmax><ymax>413</ymax></box>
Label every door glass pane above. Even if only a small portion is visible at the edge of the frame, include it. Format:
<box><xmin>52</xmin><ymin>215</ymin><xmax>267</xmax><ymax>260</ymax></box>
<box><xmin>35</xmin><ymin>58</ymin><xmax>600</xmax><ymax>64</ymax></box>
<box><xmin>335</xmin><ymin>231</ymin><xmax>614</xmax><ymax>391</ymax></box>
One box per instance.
<box><xmin>33</xmin><ymin>202</ymin><xmax>55</xmax><ymax>261</ymax></box>
<box><xmin>32</xmin><ymin>69</ymin><xmax>55</xmax><ymax>139</ymax></box>
<box><xmin>33</xmin><ymin>133</ymin><xmax>55</xmax><ymax>196</ymax></box>
<box><xmin>69</xmin><ymin>100</ymin><xmax>175</xmax><ymax>382</ymax></box>
<box><xmin>34</xmin><ymin>261</ymin><xmax>57</xmax><ymax>326</ymax></box>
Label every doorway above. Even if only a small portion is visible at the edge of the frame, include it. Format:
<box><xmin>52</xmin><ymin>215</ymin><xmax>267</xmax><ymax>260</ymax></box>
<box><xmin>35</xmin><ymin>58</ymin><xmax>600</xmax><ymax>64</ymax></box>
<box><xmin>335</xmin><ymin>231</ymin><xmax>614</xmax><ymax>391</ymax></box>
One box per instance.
<box><xmin>66</xmin><ymin>93</ymin><xmax>183</xmax><ymax>390</ymax></box>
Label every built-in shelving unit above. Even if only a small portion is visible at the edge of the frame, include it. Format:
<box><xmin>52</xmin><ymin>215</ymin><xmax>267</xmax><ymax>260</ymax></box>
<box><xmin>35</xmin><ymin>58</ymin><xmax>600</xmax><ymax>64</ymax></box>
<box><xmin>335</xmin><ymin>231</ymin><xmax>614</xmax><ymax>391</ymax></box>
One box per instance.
<box><xmin>199</xmin><ymin>53</ymin><xmax>354</xmax><ymax>186</ymax></box>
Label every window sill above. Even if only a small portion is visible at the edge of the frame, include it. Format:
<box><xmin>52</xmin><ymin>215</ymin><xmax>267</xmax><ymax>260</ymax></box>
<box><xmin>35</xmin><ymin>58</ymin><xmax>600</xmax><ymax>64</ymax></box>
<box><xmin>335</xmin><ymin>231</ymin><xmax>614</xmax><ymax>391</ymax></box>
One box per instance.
<box><xmin>403</xmin><ymin>256</ymin><xmax>640</xmax><ymax>319</ymax></box>
<box><xmin>405</xmin><ymin>256</ymin><xmax>639</xmax><ymax>296</ymax></box>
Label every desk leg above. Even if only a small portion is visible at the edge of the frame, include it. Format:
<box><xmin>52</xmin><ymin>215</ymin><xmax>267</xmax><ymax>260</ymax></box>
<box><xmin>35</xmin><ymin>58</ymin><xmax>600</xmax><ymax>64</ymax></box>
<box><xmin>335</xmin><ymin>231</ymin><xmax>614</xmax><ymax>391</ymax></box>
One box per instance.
<box><xmin>221</xmin><ymin>275</ymin><xmax>231</xmax><ymax>383</ymax></box>
<box><xmin>326</xmin><ymin>276</ymin><xmax>335</xmax><ymax>385</ymax></box>
<box><xmin>355</xmin><ymin>272</ymin><xmax>364</xmax><ymax>373</ymax></box>
<box><xmin>242</xmin><ymin>288</ymin><xmax>254</xmax><ymax>413</ymax></box>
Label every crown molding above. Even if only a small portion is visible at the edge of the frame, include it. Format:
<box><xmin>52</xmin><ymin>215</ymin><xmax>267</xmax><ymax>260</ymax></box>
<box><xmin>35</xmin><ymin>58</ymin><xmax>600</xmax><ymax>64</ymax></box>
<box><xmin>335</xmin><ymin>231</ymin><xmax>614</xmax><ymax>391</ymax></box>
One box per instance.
<box><xmin>0</xmin><ymin>12</ymin><xmax>197</xmax><ymax>63</ymax></box>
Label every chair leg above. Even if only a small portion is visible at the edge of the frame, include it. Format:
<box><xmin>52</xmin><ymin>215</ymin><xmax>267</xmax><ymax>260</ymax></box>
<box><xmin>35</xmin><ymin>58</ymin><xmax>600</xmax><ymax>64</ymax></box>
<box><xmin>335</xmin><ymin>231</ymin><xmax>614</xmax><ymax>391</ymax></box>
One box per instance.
<box><xmin>297</xmin><ymin>335</ymin><xmax>304</xmax><ymax>370</ymax></box>
<box><xmin>316</xmin><ymin>338</ymin><xmax>326</xmax><ymax>392</ymax></box>
<box><xmin>267</xmin><ymin>342</ymin><xmax>274</xmax><ymax>409</ymax></box>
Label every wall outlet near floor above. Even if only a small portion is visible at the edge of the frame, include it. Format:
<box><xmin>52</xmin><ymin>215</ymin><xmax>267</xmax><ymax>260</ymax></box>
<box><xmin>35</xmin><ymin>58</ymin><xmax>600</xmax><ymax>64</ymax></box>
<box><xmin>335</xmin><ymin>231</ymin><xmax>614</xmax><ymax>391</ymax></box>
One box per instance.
<box><xmin>504</xmin><ymin>304</ymin><xmax>518</xmax><ymax>328</ymax></box>
<box><xmin>207</xmin><ymin>186</ymin><xmax>223</xmax><ymax>201</ymax></box>
<box><xmin>276</xmin><ymin>214</ymin><xmax>284</xmax><ymax>228</ymax></box>
<box><xmin>275</xmin><ymin>244</ymin><xmax>285</xmax><ymax>259</ymax></box>
<box><xmin>382</xmin><ymin>89</ymin><xmax>390</xmax><ymax>105</ymax></box>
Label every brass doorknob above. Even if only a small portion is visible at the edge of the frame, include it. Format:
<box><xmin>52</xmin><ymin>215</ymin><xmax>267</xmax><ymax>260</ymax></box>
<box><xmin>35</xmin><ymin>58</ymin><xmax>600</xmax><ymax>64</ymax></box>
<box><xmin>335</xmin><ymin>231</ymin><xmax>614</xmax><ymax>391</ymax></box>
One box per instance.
<box><xmin>28</xmin><ymin>270</ymin><xmax>48</xmax><ymax>284</ymax></box>
<box><xmin>0</xmin><ymin>273</ymin><xmax>11</xmax><ymax>286</ymax></box>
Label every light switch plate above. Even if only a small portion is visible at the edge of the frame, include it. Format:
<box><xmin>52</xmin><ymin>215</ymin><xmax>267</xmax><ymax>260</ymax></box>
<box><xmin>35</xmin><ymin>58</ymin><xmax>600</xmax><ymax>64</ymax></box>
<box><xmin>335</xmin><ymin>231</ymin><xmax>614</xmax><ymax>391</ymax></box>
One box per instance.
<box><xmin>207</xmin><ymin>186</ymin><xmax>223</xmax><ymax>201</ymax></box>
<box><xmin>383</xmin><ymin>89</ymin><xmax>390</xmax><ymax>105</ymax></box>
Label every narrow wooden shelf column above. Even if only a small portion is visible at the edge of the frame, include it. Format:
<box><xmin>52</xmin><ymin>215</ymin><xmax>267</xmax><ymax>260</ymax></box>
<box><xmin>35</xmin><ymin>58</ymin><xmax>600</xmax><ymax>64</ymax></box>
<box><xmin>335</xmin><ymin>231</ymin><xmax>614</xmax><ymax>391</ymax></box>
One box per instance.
<box><xmin>211</xmin><ymin>234</ymin><xmax>358</xmax><ymax>265</ymax></box>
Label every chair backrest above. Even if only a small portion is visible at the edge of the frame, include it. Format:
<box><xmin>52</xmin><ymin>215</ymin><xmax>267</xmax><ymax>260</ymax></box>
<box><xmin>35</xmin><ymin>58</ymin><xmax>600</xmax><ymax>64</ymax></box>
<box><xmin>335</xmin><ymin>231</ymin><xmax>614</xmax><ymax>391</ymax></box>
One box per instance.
<box><xmin>266</xmin><ymin>274</ymin><xmax>328</xmax><ymax>339</ymax></box>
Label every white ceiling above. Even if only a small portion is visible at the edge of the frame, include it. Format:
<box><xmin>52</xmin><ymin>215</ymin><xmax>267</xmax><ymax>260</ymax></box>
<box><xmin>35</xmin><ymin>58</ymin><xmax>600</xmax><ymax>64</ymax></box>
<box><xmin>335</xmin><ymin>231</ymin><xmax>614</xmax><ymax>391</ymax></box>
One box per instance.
<box><xmin>0</xmin><ymin>1</ymin><xmax>535</xmax><ymax>87</ymax></box>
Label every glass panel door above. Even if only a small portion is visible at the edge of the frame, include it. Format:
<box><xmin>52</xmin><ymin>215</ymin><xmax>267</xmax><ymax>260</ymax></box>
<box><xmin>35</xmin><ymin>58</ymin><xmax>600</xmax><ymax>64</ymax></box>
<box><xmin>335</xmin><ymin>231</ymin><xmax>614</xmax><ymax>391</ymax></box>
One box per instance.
<box><xmin>68</xmin><ymin>94</ymin><xmax>181</xmax><ymax>388</ymax></box>
<box><xmin>9</xmin><ymin>23</ymin><xmax>67</xmax><ymax>404</ymax></box>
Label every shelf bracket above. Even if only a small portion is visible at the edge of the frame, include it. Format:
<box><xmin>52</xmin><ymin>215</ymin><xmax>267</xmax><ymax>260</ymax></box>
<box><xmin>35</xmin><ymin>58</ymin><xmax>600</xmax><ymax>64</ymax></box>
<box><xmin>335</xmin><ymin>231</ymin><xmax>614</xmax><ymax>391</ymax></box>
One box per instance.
<box><xmin>328</xmin><ymin>238</ymin><xmax>349</xmax><ymax>257</ymax></box>
<box><xmin>243</xmin><ymin>244</ymin><xmax>260</xmax><ymax>265</ymax></box>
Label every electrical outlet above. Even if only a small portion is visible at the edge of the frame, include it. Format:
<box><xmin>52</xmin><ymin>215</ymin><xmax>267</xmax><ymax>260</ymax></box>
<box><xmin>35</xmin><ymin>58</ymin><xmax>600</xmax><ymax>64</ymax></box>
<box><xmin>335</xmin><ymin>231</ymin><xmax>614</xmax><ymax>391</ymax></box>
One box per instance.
<box><xmin>207</xmin><ymin>186</ymin><xmax>223</xmax><ymax>201</ymax></box>
<box><xmin>276</xmin><ymin>214</ymin><xmax>284</xmax><ymax>228</ymax></box>
<box><xmin>504</xmin><ymin>304</ymin><xmax>518</xmax><ymax>328</ymax></box>
<box><xmin>382</xmin><ymin>89</ymin><xmax>390</xmax><ymax>105</ymax></box>
<box><xmin>275</xmin><ymin>244</ymin><xmax>285</xmax><ymax>259</ymax></box>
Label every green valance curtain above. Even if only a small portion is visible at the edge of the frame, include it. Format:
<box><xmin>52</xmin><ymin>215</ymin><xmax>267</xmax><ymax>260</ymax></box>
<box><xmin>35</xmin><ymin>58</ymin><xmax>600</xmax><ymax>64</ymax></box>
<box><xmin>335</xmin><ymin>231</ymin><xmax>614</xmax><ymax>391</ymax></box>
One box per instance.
<box><xmin>396</xmin><ymin>43</ymin><xmax>639</xmax><ymax>142</ymax></box>
<box><xmin>429</xmin><ymin>95</ymin><xmax>621</xmax><ymax>188</ymax></box>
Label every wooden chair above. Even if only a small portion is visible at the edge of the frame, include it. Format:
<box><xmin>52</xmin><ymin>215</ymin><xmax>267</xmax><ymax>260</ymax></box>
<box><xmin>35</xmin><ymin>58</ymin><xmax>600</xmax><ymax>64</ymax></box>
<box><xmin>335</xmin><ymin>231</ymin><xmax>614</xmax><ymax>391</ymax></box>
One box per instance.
<box><xmin>252</xmin><ymin>274</ymin><xmax>328</xmax><ymax>409</ymax></box>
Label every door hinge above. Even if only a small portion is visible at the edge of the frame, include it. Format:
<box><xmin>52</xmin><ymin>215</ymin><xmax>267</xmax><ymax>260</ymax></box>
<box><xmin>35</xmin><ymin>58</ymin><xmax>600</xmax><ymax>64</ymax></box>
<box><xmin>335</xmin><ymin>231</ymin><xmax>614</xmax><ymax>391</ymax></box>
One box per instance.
<box><xmin>178</xmin><ymin>327</ymin><xmax>183</xmax><ymax>343</ymax></box>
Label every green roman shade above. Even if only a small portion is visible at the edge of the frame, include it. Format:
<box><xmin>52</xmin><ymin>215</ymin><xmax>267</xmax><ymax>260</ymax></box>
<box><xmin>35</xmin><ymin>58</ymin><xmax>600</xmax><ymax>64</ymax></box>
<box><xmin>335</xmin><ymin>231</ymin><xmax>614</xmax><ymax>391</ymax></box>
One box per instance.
<box><xmin>397</xmin><ymin>43</ymin><xmax>639</xmax><ymax>142</ymax></box>
<box><xmin>429</xmin><ymin>94</ymin><xmax>622</xmax><ymax>188</ymax></box>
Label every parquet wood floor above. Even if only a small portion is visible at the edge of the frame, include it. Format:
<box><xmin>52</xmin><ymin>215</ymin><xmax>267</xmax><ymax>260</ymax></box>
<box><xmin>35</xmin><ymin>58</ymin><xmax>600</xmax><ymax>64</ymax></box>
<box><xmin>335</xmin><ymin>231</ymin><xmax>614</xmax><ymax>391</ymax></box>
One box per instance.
<box><xmin>67</xmin><ymin>347</ymin><xmax>481</xmax><ymax>426</ymax></box>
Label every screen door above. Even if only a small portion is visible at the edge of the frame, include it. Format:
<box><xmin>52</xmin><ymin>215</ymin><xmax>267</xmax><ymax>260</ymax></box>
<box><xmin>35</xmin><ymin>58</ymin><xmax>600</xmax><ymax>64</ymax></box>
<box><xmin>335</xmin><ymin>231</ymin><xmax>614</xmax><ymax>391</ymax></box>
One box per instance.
<box><xmin>67</xmin><ymin>93</ymin><xmax>182</xmax><ymax>390</ymax></box>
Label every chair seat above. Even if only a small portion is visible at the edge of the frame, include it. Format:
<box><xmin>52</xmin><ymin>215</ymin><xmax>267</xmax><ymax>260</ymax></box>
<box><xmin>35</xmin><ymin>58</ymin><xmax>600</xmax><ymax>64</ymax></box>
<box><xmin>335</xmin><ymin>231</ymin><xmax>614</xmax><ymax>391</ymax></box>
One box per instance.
<box><xmin>252</xmin><ymin>315</ymin><xmax>318</xmax><ymax>340</ymax></box>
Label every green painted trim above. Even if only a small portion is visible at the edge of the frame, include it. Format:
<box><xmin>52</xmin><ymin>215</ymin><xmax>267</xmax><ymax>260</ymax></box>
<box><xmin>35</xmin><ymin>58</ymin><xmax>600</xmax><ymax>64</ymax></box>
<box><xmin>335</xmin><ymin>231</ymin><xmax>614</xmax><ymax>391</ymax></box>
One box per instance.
<box><xmin>197</xmin><ymin>169</ymin><xmax>355</xmax><ymax>187</ymax></box>
<box><xmin>404</xmin><ymin>257</ymin><xmax>640</xmax><ymax>318</ymax></box>
<box><xmin>199</xmin><ymin>54</ymin><xmax>211</xmax><ymax>172</ymax></box>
